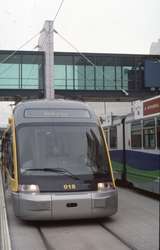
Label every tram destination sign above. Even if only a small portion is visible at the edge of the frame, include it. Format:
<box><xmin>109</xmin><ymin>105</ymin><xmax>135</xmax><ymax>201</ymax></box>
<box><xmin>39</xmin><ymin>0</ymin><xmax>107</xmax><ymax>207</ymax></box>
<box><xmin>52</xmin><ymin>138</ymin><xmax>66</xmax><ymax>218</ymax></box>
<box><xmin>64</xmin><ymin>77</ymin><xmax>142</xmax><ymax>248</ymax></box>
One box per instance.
<box><xmin>24</xmin><ymin>108</ymin><xmax>90</xmax><ymax>118</ymax></box>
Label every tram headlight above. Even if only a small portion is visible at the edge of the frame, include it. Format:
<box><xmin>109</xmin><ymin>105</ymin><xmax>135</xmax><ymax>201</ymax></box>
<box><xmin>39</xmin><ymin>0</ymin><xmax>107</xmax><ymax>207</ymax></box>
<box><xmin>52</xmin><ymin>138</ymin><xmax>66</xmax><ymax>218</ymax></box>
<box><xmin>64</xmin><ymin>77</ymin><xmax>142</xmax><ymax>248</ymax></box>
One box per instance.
<box><xmin>97</xmin><ymin>182</ymin><xmax>114</xmax><ymax>191</ymax></box>
<box><xmin>19</xmin><ymin>184</ymin><xmax>40</xmax><ymax>193</ymax></box>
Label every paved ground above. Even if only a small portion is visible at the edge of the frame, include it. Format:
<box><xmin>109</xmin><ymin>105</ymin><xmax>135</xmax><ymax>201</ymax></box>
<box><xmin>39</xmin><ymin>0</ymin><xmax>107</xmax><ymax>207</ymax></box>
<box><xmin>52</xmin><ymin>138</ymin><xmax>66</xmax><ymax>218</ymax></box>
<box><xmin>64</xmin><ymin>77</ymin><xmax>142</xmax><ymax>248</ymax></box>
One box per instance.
<box><xmin>5</xmin><ymin>187</ymin><xmax>159</xmax><ymax>250</ymax></box>
<box><xmin>103</xmin><ymin>188</ymin><xmax>159</xmax><ymax>250</ymax></box>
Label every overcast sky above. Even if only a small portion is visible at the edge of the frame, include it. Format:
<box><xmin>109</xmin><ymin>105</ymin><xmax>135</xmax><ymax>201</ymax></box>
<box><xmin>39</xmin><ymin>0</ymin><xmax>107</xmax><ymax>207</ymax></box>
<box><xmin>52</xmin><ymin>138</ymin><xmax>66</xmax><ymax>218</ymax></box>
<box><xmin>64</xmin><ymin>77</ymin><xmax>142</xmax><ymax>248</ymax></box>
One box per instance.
<box><xmin>0</xmin><ymin>0</ymin><xmax>159</xmax><ymax>54</ymax></box>
<box><xmin>0</xmin><ymin>0</ymin><xmax>160</xmax><ymax>124</ymax></box>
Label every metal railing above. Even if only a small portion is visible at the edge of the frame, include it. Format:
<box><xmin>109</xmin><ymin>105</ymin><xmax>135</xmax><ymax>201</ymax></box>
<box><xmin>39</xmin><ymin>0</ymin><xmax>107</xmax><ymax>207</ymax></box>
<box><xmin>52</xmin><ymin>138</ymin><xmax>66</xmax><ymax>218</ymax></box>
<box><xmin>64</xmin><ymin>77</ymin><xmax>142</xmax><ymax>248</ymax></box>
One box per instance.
<box><xmin>0</xmin><ymin>170</ymin><xmax>12</xmax><ymax>250</ymax></box>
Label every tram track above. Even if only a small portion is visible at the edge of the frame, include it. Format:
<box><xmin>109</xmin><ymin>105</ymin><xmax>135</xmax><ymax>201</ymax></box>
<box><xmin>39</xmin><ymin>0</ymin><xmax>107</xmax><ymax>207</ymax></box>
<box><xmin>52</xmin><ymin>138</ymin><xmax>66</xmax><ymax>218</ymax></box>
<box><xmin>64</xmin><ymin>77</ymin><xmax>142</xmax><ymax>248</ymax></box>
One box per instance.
<box><xmin>37</xmin><ymin>226</ymin><xmax>56</xmax><ymax>250</ymax></box>
<box><xmin>99</xmin><ymin>222</ymin><xmax>138</xmax><ymax>250</ymax></box>
<box><xmin>35</xmin><ymin>221</ymin><xmax>138</xmax><ymax>250</ymax></box>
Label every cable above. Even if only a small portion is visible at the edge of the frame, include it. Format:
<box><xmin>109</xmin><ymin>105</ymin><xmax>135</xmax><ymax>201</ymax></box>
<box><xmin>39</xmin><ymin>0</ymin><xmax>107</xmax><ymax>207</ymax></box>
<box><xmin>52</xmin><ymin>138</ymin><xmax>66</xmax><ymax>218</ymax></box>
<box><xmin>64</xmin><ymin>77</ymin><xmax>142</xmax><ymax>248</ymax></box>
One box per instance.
<box><xmin>54</xmin><ymin>29</ymin><xmax>129</xmax><ymax>94</ymax></box>
<box><xmin>54</xmin><ymin>29</ymin><xmax>96</xmax><ymax>67</ymax></box>
<box><xmin>53</xmin><ymin>0</ymin><xmax>65</xmax><ymax>23</ymax></box>
<box><xmin>0</xmin><ymin>32</ymin><xmax>40</xmax><ymax>65</ymax></box>
<box><xmin>0</xmin><ymin>32</ymin><xmax>40</xmax><ymax>77</ymax></box>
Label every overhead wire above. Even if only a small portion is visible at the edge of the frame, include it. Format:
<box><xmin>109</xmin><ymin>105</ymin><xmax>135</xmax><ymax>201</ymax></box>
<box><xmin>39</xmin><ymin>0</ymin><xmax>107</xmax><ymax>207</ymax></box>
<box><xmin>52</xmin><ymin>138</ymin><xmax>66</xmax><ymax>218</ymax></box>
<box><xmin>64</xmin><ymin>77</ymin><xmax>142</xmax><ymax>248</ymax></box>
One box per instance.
<box><xmin>53</xmin><ymin>0</ymin><xmax>65</xmax><ymax>23</ymax></box>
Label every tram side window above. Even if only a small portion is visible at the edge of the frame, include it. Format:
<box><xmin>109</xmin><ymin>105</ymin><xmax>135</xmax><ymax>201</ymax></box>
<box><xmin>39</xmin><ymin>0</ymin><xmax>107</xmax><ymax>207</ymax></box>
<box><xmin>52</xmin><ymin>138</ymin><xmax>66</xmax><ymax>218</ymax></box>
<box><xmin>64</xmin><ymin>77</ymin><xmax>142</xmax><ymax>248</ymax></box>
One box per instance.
<box><xmin>157</xmin><ymin>117</ymin><xmax>160</xmax><ymax>149</ymax></box>
<box><xmin>110</xmin><ymin>126</ymin><xmax>117</xmax><ymax>148</ymax></box>
<box><xmin>143</xmin><ymin>119</ymin><xmax>156</xmax><ymax>149</ymax></box>
<box><xmin>131</xmin><ymin>122</ymin><xmax>142</xmax><ymax>148</ymax></box>
<box><xmin>5</xmin><ymin>131</ymin><xmax>14</xmax><ymax>178</ymax></box>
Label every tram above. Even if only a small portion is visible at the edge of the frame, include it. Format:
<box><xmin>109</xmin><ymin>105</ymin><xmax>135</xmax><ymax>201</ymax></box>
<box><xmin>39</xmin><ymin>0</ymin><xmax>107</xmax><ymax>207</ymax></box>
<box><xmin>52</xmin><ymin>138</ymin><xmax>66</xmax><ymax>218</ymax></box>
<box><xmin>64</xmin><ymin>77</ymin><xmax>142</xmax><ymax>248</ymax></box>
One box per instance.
<box><xmin>103</xmin><ymin>95</ymin><xmax>160</xmax><ymax>194</ymax></box>
<box><xmin>1</xmin><ymin>99</ymin><xmax>117</xmax><ymax>220</ymax></box>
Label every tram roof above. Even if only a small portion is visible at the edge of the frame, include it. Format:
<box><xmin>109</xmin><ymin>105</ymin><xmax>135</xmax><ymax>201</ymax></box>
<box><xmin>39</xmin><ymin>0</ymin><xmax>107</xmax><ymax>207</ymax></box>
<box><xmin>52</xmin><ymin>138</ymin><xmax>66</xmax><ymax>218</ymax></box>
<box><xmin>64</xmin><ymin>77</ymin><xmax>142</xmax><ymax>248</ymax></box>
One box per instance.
<box><xmin>13</xmin><ymin>99</ymin><xmax>97</xmax><ymax>126</ymax></box>
<box><xmin>14</xmin><ymin>99</ymin><xmax>91</xmax><ymax>110</ymax></box>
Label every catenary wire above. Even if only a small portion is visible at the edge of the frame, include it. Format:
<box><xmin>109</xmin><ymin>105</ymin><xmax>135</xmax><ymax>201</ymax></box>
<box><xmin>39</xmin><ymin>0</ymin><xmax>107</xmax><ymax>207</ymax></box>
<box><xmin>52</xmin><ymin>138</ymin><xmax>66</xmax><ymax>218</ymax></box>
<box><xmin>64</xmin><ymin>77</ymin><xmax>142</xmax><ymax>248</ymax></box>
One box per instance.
<box><xmin>53</xmin><ymin>0</ymin><xmax>65</xmax><ymax>23</ymax></box>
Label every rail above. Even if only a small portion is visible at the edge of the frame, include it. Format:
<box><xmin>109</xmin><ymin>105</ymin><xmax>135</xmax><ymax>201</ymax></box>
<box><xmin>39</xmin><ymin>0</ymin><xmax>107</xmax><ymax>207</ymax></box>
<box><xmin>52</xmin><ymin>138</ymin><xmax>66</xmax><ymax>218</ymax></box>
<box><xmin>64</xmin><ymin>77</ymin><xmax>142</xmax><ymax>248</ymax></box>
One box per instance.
<box><xmin>0</xmin><ymin>169</ymin><xmax>12</xmax><ymax>250</ymax></box>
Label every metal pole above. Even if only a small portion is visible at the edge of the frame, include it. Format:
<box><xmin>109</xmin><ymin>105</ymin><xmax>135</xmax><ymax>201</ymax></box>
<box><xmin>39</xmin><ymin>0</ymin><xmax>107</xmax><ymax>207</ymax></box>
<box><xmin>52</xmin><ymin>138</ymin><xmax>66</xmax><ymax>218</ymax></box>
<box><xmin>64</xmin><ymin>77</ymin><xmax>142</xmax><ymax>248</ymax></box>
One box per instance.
<box><xmin>38</xmin><ymin>20</ymin><xmax>54</xmax><ymax>100</ymax></box>
<box><xmin>121</xmin><ymin>117</ymin><xmax>127</xmax><ymax>182</ymax></box>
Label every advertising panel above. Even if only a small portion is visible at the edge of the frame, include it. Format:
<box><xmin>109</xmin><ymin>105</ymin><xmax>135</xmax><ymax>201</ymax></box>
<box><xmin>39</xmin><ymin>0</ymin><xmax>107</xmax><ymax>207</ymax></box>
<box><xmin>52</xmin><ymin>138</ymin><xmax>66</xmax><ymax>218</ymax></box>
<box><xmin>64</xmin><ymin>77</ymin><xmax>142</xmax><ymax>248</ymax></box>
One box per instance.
<box><xmin>143</xmin><ymin>96</ymin><xmax>160</xmax><ymax>116</ymax></box>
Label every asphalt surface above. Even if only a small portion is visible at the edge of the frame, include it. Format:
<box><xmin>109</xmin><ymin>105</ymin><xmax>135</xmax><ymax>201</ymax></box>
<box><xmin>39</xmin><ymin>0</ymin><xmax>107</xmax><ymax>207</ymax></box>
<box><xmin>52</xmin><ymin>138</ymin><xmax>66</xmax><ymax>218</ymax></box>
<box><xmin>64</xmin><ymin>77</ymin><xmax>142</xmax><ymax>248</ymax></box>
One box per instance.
<box><xmin>5</xmin><ymin>187</ymin><xmax>159</xmax><ymax>250</ymax></box>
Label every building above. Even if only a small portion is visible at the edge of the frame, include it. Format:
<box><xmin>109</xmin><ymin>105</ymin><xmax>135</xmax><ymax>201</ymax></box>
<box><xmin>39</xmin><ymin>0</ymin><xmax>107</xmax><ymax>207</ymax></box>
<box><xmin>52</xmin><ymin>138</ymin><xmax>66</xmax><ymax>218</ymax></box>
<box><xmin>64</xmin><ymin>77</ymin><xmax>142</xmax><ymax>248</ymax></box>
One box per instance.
<box><xmin>150</xmin><ymin>39</ymin><xmax>160</xmax><ymax>55</ymax></box>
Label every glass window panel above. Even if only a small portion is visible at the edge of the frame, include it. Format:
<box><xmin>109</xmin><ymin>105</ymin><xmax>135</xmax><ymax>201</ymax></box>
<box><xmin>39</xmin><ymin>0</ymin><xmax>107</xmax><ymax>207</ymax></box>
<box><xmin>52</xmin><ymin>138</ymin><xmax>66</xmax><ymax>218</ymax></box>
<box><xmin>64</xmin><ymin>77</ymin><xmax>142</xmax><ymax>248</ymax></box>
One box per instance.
<box><xmin>122</xmin><ymin>66</ymin><xmax>132</xmax><ymax>90</ymax></box>
<box><xmin>86</xmin><ymin>66</ymin><xmax>94</xmax><ymax>89</ymax></box>
<box><xmin>96</xmin><ymin>80</ymin><xmax>103</xmax><ymax>90</ymax></box>
<box><xmin>86</xmin><ymin>80</ymin><xmax>94</xmax><ymax>90</ymax></box>
<box><xmin>75</xmin><ymin>65</ymin><xmax>85</xmax><ymax>79</ymax></box>
<box><xmin>54</xmin><ymin>65</ymin><xmax>65</xmax><ymax>79</ymax></box>
<box><xmin>131</xmin><ymin>122</ymin><xmax>142</xmax><ymax>148</ymax></box>
<box><xmin>86</xmin><ymin>66</ymin><xmax>94</xmax><ymax>80</ymax></box>
<box><xmin>116</xmin><ymin>66</ymin><xmax>121</xmax><ymax>89</ymax></box>
<box><xmin>67</xmin><ymin>80</ymin><xmax>74</xmax><ymax>89</ymax></box>
<box><xmin>22</xmin><ymin>54</ymin><xmax>43</xmax><ymax>89</ymax></box>
<box><xmin>66</xmin><ymin>65</ymin><xmax>73</xmax><ymax>79</ymax></box>
<box><xmin>66</xmin><ymin>66</ymin><xmax>73</xmax><ymax>89</ymax></box>
<box><xmin>0</xmin><ymin>64</ymin><xmax>19</xmax><ymax>88</ymax></box>
<box><xmin>75</xmin><ymin>79</ymin><xmax>85</xmax><ymax>90</ymax></box>
<box><xmin>74</xmin><ymin>65</ymin><xmax>85</xmax><ymax>89</ymax></box>
<box><xmin>54</xmin><ymin>79</ymin><xmax>65</xmax><ymax>89</ymax></box>
<box><xmin>143</xmin><ymin>119</ymin><xmax>155</xmax><ymax>127</ymax></box>
<box><xmin>143</xmin><ymin>119</ymin><xmax>155</xmax><ymax>149</ymax></box>
<box><xmin>110</xmin><ymin>127</ymin><xmax>117</xmax><ymax>148</ymax></box>
<box><xmin>22</xmin><ymin>64</ymin><xmax>39</xmax><ymax>88</ymax></box>
<box><xmin>104</xmin><ymin>66</ymin><xmax>115</xmax><ymax>90</ymax></box>
<box><xmin>96</xmin><ymin>66</ymin><xmax>103</xmax><ymax>90</ymax></box>
<box><xmin>96</xmin><ymin>66</ymin><xmax>103</xmax><ymax>79</ymax></box>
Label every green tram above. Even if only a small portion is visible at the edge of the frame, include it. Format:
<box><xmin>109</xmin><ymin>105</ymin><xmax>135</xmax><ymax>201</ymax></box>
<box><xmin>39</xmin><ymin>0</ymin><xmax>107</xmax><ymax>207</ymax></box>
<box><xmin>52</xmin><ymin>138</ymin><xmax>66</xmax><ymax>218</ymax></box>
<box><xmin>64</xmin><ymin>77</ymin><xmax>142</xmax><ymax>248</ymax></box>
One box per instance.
<box><xmin>103</xmin><ymin>95</ymin><xmax>160</xmax><ymax>194</ymax></box>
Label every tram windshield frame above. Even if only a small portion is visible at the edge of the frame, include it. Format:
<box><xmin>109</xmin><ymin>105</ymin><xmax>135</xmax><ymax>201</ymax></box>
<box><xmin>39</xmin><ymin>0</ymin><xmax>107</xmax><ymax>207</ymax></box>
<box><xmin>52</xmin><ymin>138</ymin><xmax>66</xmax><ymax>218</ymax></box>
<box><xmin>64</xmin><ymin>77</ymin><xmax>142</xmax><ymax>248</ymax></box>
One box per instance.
<box><xmin>16</xmin><ymin>122</ymin><xmax>111</xmax><ymax>179</ymax></box>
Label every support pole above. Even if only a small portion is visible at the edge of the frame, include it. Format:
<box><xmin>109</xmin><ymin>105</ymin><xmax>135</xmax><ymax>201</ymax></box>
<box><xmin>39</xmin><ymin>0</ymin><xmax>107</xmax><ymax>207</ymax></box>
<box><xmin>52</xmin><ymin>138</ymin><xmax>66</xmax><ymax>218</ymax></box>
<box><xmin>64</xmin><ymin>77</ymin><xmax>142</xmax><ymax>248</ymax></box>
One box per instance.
<box><xmin>116</xmin><ymin>116</ymin><xmax>132</xmax><ymax>187</ymax></box>
<box><xmin>121</xmin><ymin>117</ymin><xmax>127</xmax><ymax>182</ymax></box>
<box><xmin>38</xmin><ymin>20</ymin><xmax>54</xmax><ymax>100</ymax></box>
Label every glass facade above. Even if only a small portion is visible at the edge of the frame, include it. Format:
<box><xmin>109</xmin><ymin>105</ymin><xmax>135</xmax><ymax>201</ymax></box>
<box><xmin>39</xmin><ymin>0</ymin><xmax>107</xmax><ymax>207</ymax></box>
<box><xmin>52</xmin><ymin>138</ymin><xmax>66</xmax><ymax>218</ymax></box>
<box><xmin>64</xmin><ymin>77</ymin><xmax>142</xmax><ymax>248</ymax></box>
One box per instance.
<box><xmin>0</xmin><ymin>51</ymin><xmax>160</xmax><ymax>92</ymax></box>
<box><xmin>54</xmin><ymin>53</ymin><xmax>160</xmax><ymax>91</ymax></box>
<box><xmin>0</xmin><ymin>52</ymin><xmax>44</xmax><ymax>90</ymax></box>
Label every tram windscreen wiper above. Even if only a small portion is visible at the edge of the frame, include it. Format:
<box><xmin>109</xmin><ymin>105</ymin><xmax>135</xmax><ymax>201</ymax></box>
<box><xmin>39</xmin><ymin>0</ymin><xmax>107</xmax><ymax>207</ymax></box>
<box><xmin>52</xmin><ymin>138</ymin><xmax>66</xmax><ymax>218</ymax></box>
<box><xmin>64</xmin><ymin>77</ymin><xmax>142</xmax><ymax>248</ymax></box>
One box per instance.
<box><xmin>23</xmin><ymin>168</ymin><xmax>79</xmax><ymax>180</ymax></box>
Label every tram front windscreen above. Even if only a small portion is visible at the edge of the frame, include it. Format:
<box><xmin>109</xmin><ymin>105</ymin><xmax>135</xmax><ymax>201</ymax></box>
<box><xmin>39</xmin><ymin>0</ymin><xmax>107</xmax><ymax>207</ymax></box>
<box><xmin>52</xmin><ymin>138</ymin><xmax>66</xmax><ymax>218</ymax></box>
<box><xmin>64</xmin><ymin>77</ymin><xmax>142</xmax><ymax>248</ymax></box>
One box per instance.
<box><xmin>17</xmin><ymin>123</ymin><xmax>111</xmax><ymax>180</ymax></box>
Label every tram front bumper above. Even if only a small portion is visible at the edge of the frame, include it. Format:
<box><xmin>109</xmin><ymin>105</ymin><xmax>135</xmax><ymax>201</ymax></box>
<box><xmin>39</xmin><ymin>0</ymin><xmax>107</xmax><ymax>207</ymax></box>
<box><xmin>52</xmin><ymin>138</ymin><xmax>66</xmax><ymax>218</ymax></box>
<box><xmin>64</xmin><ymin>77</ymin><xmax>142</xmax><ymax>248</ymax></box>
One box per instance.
<box><xmin>12</xmin><ymin>190</ymin><xmax>118</xmax><ymax>220</ymax></box>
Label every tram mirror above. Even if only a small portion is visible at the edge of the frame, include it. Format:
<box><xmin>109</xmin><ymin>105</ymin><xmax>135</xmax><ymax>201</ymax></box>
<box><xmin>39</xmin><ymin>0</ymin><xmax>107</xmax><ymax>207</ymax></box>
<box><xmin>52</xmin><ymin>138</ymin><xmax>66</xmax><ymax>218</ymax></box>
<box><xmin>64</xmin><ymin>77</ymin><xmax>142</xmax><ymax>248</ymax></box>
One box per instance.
<box><xmin>99</xmin><ymin>116</ymin><xmax>104</xmax><ymax>124</ymax></box>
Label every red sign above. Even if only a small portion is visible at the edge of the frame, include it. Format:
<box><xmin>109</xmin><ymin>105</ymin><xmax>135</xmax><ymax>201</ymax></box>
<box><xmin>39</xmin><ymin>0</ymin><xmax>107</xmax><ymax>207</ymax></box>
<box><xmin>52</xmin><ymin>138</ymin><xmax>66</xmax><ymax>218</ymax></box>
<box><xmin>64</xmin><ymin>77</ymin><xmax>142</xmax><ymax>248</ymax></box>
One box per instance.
<box><xmin>143</xmin><ymin>96</ymin><xmax>160</xmax><ymax>116</ymax></box>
